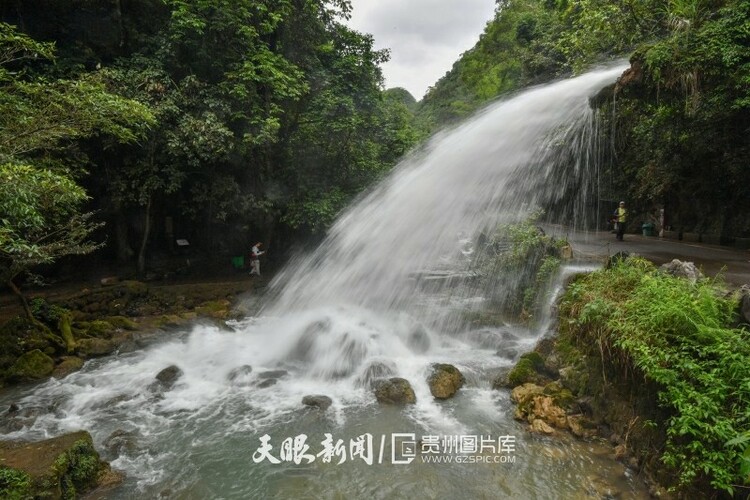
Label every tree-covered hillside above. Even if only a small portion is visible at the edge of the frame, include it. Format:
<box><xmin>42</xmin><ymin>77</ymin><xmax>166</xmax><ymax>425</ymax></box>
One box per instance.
<box><xmin>420</xmin><ymin>0</ymin><xmax>750</xmax><ymax>238</ymax></box>
<box><xmin>1</xmin><ymin>0</ymin><xmax>424</xmax><ymax>282</ymax></box>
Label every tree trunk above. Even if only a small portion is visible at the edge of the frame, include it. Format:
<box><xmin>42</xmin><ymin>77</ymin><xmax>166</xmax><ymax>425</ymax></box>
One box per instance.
<box><xmin>7</xmin><ymin>278</ymin><xmax>35</xmax><ymax>324</ymax></box>
<box><xmin>114</xmin><ymin>199</ymin><xmax>134</xmax><ymax>263</ymax></box>
<box><xmin>137</xmin><ymin>195</ymin><xmax>152</xmax><ymax>277</ymax></box>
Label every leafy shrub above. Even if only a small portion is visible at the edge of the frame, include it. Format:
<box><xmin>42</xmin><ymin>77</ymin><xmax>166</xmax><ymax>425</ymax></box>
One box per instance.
<box><xmin>560</xmin><ymin>256</ymin><xmax>750</xmax><ymax>494</ymax></box>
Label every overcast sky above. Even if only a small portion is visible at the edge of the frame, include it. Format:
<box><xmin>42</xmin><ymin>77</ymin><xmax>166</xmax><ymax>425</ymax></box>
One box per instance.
<box><xmin>346</xmin><ymin>0</ymin><xmax>497</xmax><ymax>101</ymax></box>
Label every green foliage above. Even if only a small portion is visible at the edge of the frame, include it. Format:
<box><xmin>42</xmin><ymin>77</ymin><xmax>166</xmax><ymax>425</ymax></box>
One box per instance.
<box><xmin>560</xmin><ymin>257</ymin><xmax>750</xmax><ymax>493</ymax></box>
<box><xmin>473</xmin><ymin>211</ymin><xmax>564</xmax><ymax>318</ymax></box>
<box><xmin>0</xmin><ymin>466</ymin><xmax>32</xmax><ymax>500</ymax></box>
<box><xmin>0</xmin><ymin>163</ymin><xmax>103</xmax><ymax>284</ymax></box>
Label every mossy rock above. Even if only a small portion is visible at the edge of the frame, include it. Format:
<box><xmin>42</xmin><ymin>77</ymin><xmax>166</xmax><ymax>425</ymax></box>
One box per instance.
<box><xmin>427</xmin><ymin>363</ymin><xmax>465</xmax><ymax>399</ymax></box>
<box><xmin>9</xmin><ymin>350</ymin><xmax>54</xmax><ymax>381</ymax></box>
<box><xmin>76</xmin><ymin>339</ymin><xmax>116</xmax><ymax>358</ymax></box>
<box><xmin>76</xmin><ymin>320</ymin><xmax>115</xmax><ymax>339</ymax></box>
<box><xmin>0</xmin><ymin>431</ymin><xmax>109</xmax><ymax>499</ymax></box>
<box><xmin>121</xmin><ymin>280</ymin><xmax>148</xmax><ymax>297</ymax></box>
<box><xmin>194</xmin><ymin>300</ymin><xmax>231</xmax><ymax>319</ymax></box>
<box><xmin>373</xmin><ymin>377</ymin><xmax>416</xmax><ymax>405</ymax></box>
<box><xmin>543</xmin><ymin>381</ymin><xmax>575</xmax><ymax>409</ymax></box>
<box><xmin>507</xmin><ymin>352</ymin><xmax>546</xmax><ymax>387</ymax></box>
<box><xmin>103</xmin><ymin>316</ymin><xmax>138</xmax><ymax>331</ymax></box>
<box><xmin>53</xmin><ymin>357</ymin><xmax>85</xmax><ymax>379</ymax></box>
<box><xmin>0</xmin><ymin>318</ymin><xmax>54</xmax><ymax>366</ymax></box>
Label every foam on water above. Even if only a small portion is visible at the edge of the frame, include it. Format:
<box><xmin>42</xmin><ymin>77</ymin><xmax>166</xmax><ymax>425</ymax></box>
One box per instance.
<box><xmin>0</xmin><ymin>63</ymin><xmax>636</xmax><ymax>497</ymax></box>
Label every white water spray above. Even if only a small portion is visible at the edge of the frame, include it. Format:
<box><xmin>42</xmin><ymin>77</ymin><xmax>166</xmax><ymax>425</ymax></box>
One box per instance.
<box><xmin>0</xmin><ymin>63</ymin><xmax>633</xmax><ymax>498</ymax></box>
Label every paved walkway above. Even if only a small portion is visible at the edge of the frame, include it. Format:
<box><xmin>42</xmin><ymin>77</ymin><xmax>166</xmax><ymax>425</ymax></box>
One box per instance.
<box><xmin>545</xmin><ymin>226</ymin><xmax>750</xmax><ymax>287</ymax></box>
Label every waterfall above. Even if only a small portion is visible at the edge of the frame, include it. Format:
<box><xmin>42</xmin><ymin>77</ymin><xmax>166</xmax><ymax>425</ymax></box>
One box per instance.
<box><xmin>265</xmin><ymin>63</ymin><xmax>625</xmax><ymax>317</ymax></box>
<box><xmin>0</xmin><ymin>62</ymin><xmax>634</xmax><ymax>498</ymax></box>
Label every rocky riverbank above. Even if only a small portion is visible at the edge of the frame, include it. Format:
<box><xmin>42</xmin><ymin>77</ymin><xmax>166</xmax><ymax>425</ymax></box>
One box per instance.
<box><xmin>0</xmin><ymin>276</ymin><xmax>265</xmax><ymax>388</ymax></box>
<box><xmin>501</xmin><ymin>257</ymin><xmax>750</xmax><ymax>497</ymax></box>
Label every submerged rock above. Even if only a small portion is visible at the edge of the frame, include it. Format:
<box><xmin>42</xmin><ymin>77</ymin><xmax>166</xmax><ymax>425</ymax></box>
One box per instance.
<box><xmin>406</xmin><ymin>325</ymin><xmax>431</xmax><ymax>353</ymax></box>
<box><xmin>355</xmin><ymin>361</ymin><xmax>396</xmax><ymax>388</ymax></box>
<box><xmin>53</xmin><ymin>356</ymin><xmax>85</xmax><ymax>378</ymax></box>
<box><xmin>427</xmin><ymin>363</ymin><xmax>465</xmax><ymax>399</ymax></box>
<box><xmin>373</xmin><ymin>377</ymin><xmax>416</xmax><ymax>405</ymax></box>
<box><xmin>257</xmin><ymin>370</ymin><xmax>288</xmax><ymax>379</ymax></box>
<box><xmin>257</xmin><ymin>378</ymin><xmax>277</xmax><ymax>389</ymax></box>
<box><xmin>227</xmin><ymin>365</ymin><xmax>253</xmax><ymax>382</ymax></box>
<box><xmin>289</xmin><ymin>319</ymin><xmax>331</xmax><ymax>361</ymax></box>
<box><xmin>0</xmin><ymin>431</ymin><xmax>115</xmax><ymax>499</ymax></box>
<box><xmin>103</xmin><ymin>429</ymin><xmax>139</xmax><ymax>456</ymax></box>
<box><xmin>150</xmin><ymin>365</ymin><xmax>183</xmax><ymax>391</ymax></box>
<box><xmin>302</xmin><ymin>395</ymin><xmax>333</xmax><ymax>410</ymax></box>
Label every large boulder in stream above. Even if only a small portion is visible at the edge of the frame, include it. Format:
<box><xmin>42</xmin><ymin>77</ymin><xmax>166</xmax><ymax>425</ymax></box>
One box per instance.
<box><xmin>373</xmin><ymin>378</ymin><xmax>416</xmax><ymax>405</ymax></box>
<box><xmin>427</xmin><ymin>363</ymin><xmax>465</xmax><ymax>399</ymax></box>
<box><xmin>149</xmin><ymin>365</ymin><xmax>183</xmax><ymax>392</ymax></box>
<box><xmin>355</xmin><ymin>361</ymin><xmax>396</xmax><ymax>388</ymax></box>
<box><xmin>0</xmin><ymin>431</ymin><xmax>119</xmax><ymax>499</ymax></box>
<box><xmin>302</xmin><ymin>395</ymin><xmax>333</xmax><ymax>411</ymax></box>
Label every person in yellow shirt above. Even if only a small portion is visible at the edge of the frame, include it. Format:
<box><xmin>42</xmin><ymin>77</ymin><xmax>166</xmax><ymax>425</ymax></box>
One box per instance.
<box><xmin>613</xmin><ymin>201</ymin><xmax>627</xmax><ymax>241</ymax></box>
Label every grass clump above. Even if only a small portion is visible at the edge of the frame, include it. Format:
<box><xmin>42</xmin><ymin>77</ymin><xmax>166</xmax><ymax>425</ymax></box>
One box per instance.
<box><xmin>559</xmin><ymin>256</ymin><xmax>750</xmax><ymax>494</ymax></box>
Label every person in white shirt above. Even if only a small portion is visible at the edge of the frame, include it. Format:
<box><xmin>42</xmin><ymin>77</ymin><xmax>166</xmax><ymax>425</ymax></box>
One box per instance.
<box><xmin>249</xmin><ymin>242</ymin><xmax>265</xmax><ymax>276</ymax></box>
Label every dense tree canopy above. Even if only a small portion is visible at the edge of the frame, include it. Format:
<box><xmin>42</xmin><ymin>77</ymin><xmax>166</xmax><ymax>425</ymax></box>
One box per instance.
<box><xmin>420</xmin><ymin>0</ymin><xmax>750</xmax><ymax>238</ymax></box>
<box><xmin>0</xmin><ymin>0</ymin><xmax>423</xmax><ymax>278</ymax></box>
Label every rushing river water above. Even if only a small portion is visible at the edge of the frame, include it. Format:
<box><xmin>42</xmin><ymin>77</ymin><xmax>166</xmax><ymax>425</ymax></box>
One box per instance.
<box><xmin>0</xmin><ymin>63</ymin><xmax>651</xmax><ymax>498</ymax></box>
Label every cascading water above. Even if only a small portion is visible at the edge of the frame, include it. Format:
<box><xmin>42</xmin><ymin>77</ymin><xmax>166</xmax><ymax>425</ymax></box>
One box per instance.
<box><xmin>0</xmin><ymin>62</ymin><xmax>650</xmax><ymax>498</ymax></box>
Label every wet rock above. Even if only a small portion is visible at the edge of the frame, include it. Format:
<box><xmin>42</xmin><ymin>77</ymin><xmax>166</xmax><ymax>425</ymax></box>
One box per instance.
<box><xmin>9</xmin><ymin>349</ymin><xmax>54</xmax><ymax>381</ymax></box>
<box><xmin>289</xmin><ymin>319</ymin><xmax>331</xmax><ymax>361</ymax></box>
<box><xmin>490</xmin><ymin>367</ymin><xmax>512</xmax><ymax>390</ymax></box>
<box><xmin>407</xmin><ymin>325</ymin><xmax>431</xmax><ymax>353</ymax></box>
<box><xmin>530</xmin><ymin>419</ymin><xmax>555</xmax><ymax>435</ymax></box>
<box><xmin>77</xmin><ymin>338</ymin><xmax>117</xmax><ymax>358</ymax></box>
<box><xmin>257</xmin><ymin>378</ymin><xmax>277</xmax><ymax>389</ymax></box>
<box><xmin>0</xmin><ymin>431</ymin><xmax>112</xmax><ymax>499</ymax></box>
<box><xmin>104</xmin><ymin>429</ymin><xmax>138</xmax><ymax>456</ymax></box>
<box><xmin>530</xmin><ymin>396</ymin><xmax>568</xmax><ymax>429</ymax></box>
<box><xmin>495</xmin><ymin>346</ymin><xmax>521</xmax><ymax>359</ymax></box>
<box><xmin>427</xmin><ymin>363</ymin><xmax>465</xmax><ymax>399</ymax></box>
<box><xmin>566</xmin><ymin>415</ymin><xmax>596</xmax><ymax>439</ymax></box>
<box><xmin>355</xmin><ymin>361</ymin><xmax>396</xmax><ymax>388</ymax></box>
<box><xmin>150</xmin><ymin>365</ymin><xmax>183</xmax><ymax>391</ymax></box>
<box><xmin>510</xmin><ymin>383</ymin><xmax>544</xmax><ymax>405</ymax></box>
<box><xmin>100</xmin><ymin>276</ymin><xmax>120</xmax><ymax>286</ymax></box>
<box><xmin>659</xmin><ymin>259</ymin><xmax>704</xmax><ymax>282</ymax></box>
<box><xmin>53</xmin><ymin>356</ymin><xmax>85</xmax><ymax>378</ymax></box>
<box><xmin>227</xmin><ymin>365</ymin><xmax>253</xmax><ymax>382</ymax></box>
<box><xmin>257</xmin><ymin>370</ymin><xmax>288</xmax><ymax>379</ymax></box>
<box><xmin>558</xmin><ymin>365</ymin><xmax>588</xmax><ymax>395</ymax></box>
<box><xmin>328</xmin><ymin>333</ymin><xmax>368</xmax><ymax>379</ymax></box>
<box><xmin>302</xmin><ymin>395</ymin><xmax>333</xmax><ymax>410</ymax></box>
<box><xmin>507</xmin><ymin>352</ymin><xmax>547</xmax><ymax>387</ymax></box>
<box><xmin>583</xmin><ymin>475</ymin><xmax>622</xmax><ymax>500</ymax></box>
<box><xmin>8</xmin><ymin>403</ymin><xmax>19</xmax><ymax>414</ymax></box>
<box><xmin>373</xmin><ymin>377</ymin><xmax>416</xmax><ymax>405</ymax></box>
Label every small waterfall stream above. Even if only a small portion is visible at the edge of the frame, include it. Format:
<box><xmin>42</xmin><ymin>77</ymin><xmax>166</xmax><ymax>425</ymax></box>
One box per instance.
<box><xmin>0</xmin><ymin>63</ymin><xmax>651</xmax><ymax>498</ymax></box>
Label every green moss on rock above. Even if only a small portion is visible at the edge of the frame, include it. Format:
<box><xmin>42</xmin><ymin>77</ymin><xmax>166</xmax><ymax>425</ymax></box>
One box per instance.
<box><xmin>9</xmin><ymin>349</ymin><xmax>54</xmax><ymax>381</ymax></box>
<box><xmin>507</xmin><ymin>352</ymin><xmax>546</xmax><ymax>387</ymax></box>
<box><xmin>0</xmin><ymin>431</ymin><xmax>109</xmax><ymax>500</ymax></box>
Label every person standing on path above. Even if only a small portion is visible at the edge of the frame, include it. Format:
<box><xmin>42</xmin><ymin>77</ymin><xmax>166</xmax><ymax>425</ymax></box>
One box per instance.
<box><xmin>249</xmin><ymin>242</ymin><xmax>265</xmax><ymax>276</ymax></box>
<box><xmin>613</xmin><ymin>201</ymin><xmax>628</xmax><ymax>241</ymax></box>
